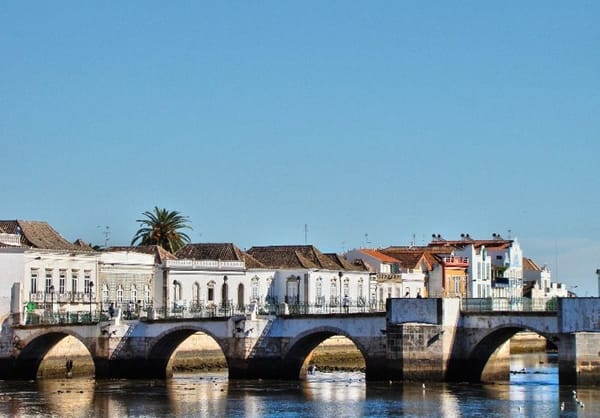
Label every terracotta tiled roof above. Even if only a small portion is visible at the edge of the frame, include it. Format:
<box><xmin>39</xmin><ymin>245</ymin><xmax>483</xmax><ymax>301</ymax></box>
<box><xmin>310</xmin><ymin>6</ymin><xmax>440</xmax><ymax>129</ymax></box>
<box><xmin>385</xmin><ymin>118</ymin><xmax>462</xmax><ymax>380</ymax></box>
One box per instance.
<box><xmin>106</xmin><ymin>245</ymin><xmax>177</xmax><ymax>264</ymax></box>
<box><xmin>0</xmin><ymin>220</ymin><xmax>92</xmax><ymax>251</ymax></box>
<box><xmin>359</xmin><ymin>249</ymin><xmax>399</xmax><ymax>264</ymax></box>
<box><xmin>323</xmin><ymin>253</ymin><xmax>369</xmax><ymax>271</ymax></box>
<box><xmin>176</xmin><ymin>243</ymin><xmax>247</xmax><ymax>262</ymax></box>
<box><xmin>523</xmin><ymin>257</ymin><xmax>542</xmax><ymax>272</ymax></box>
<box><xmin>241</xmin><ymin>251</ymin><xmax>267</xmax><ymax>269</ymax></box>
<box><xmin>380</xmin><ymin>247</ymin><xmax>434</xmax><ymax>270</ymax></box>
<box><xmin>247</xmin><ymin>245</ymin><xmax>345</xmax><ymax>270</ymax></box>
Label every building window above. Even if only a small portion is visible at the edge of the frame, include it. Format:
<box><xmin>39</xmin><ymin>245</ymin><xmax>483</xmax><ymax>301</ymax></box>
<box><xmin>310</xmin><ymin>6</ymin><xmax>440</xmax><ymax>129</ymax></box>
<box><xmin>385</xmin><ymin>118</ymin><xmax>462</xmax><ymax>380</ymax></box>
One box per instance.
<box><xmin>266</xmin><ymin>277</ymin><xmax>274</xmax><ymax>303</ymax></box>
<box><xmin>251</xmin><ymin>277</ymin><xmax>259</xmax><ymax>301</ymax></box>
<box><xmin>59</xmin><ymin>270</ymin><xmax>66</xmax><ymax>294</ymax></box>
<box><xmin>207</xmin><ymin>281</ymin><xmax>215</xmax><ymax>302</ymax></box>
<box><xmin>102</xmin><ymin>284</ymin><xmax>109</xmax><ymax>304</ymax></box>
<box><xmin>131</xmin><ymin>285</ymin><xmax>137</xmax><ymax>303</ymax></box>
<box><xmin>84</xmin><ymin>270</ymin><xmax>92</xmax><ymax>294</ymax></box>
<box><xmin>357</xmin><ymin>278</ymin><xmax>364</xmax><ymax>304</ymax></box>
<box><xmin>343</xmin><ymin>278</ymin><xmax>350</xmax><ymax>298</ymax></box>
<box><xmin>72</xmin><ymin>270</ymin><xmax>79</xmax><ymax>294</ymax></box>
<box><xmin>453</xmin><ymin>276</ymin><xmax>461</xmax><ymax>294</ymax></box>
<box><xmin>30</xmin><ymin>270</ymin><xmax>39</xmax><ymax>294</ymax></box>
<box><xmin>330</xmin><ymin>279</ymin><xmax>338</xmax><ymax>305</ymax></box>
<box><xmin>117</xmin><ymin>286</ymin><xmax>123</xmax><ymax>304</ymax></box>
<box><xmin>144</xmin><ymin>285</ymin><xmax>151</xmax><ymax>305</ymax></box>
<box><xmin>45</xmin><ymin>269</ymin><xmax>53</xmax><ymax>293</ymax></box>
<box><xmin>316</xmin><ymin>277</ymin><xmax>323</xmax><ymax>301</ymax></box>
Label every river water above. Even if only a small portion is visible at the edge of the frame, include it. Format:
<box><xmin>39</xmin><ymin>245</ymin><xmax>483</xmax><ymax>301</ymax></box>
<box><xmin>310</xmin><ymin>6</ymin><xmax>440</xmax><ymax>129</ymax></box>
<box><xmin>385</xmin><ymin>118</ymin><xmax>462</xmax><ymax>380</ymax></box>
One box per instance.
<box><xmin>0</xmin><ymin>353</ymin><xmax>598</xmax><ymax>417</ymax></box>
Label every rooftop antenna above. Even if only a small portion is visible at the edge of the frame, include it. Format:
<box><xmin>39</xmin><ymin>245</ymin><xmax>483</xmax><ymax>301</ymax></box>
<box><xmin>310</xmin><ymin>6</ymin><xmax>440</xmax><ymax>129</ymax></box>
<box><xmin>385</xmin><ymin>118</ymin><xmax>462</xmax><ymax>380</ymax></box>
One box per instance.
<box><xmin>341</xmin><ymin>240</ymin><xmax>346</xmax><ymax>253</ymax></box>
<box><xmin>364</xmin><ymin>233</ymin><xmax>371</xmax><ymax>247</ymax></box>
<box><xmin>507</xmin><ymin>229</ymin><xmax>512</xmax><ymax>239</ymax></box>
<box><xmin>97</xmin><ymin>225</ymin><xmax>110</xmax><ymax>248</ymax></box>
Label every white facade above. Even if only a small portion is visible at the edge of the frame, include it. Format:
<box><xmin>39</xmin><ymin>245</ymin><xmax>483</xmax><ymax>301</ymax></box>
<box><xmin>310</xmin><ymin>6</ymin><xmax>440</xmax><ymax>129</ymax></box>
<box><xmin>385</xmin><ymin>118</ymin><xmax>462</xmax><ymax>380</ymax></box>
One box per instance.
<box><xmin>488</xmin><ymin>239</ymin><xmax>524</xmax><ymax>299</ymax></box>
<box><xmin>525</xmin><ymin>263</ymin><xmax>568</xmax><ymax>299</ymax></box>
<box><xmin>1</xmin><ymin>249</ymin><xmax>99</xmax><ymax>321</ymax></box>
<box><xmin>166</xmin><ymin>259</ymin><xmax>251</xmax><ymax>312</ymax></box>
<box><xmin>99</xmin><ymin>251</ymin><xmax>157</xmax><ymax>316</ymax></box>
<box><xmin>454</xmin><ymin>245</ymin><xmax>492</xmax><ymax>298</ymax></box>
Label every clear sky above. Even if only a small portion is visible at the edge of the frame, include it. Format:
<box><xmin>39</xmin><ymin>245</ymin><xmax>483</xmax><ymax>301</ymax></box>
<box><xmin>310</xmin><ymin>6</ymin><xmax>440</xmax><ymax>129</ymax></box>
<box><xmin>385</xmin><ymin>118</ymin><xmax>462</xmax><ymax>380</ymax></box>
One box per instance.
<box><xmin>2</xmin><ymin>2</ymin><xmax>599</xmax><ymax>295</ymax></box>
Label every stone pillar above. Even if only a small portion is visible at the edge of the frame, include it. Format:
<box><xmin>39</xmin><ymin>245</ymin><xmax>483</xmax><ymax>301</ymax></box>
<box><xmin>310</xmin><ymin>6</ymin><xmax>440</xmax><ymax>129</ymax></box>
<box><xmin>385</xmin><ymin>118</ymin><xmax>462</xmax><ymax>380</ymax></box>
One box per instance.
<box><xmin>386</xmin><ymin>323</ymin><xmax>446</xmax><ymax>381</ymax></box>
<box><xmin>559</xmin><ymin>332</ymin><xmax>600</xmax><ymax>385</ymax></box>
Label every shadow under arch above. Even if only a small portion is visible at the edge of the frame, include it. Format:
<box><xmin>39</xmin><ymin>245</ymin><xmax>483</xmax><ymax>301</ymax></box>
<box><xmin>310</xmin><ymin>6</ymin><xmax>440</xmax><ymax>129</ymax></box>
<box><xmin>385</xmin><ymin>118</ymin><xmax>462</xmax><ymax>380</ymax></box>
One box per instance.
<box><xmin>13</xmin><ymin>331</ymin><xmax>92</xmax><ymax>380</ymax></box>
<box><xmin>280</xmin><ymin>326</ymin><xmax>367</xmax><ymax>380</ymax></box>
<box><xmin>147</xmin><ymin>326</ymin><xmax>228</xmax><ymax>379</ymax></box>
<box><xmin>453</xmin><ymin>324</ymin><xmax>555</xmax><ymax>383</ymax></box>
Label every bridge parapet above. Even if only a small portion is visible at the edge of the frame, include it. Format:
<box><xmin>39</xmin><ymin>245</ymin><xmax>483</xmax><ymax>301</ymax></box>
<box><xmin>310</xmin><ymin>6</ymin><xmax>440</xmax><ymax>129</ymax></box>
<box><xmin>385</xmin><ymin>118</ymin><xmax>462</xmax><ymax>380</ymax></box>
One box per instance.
<box><xmin>558</xmin><ymin>297</ymin><xmax>600</xmax><ymax>332</ymax></box>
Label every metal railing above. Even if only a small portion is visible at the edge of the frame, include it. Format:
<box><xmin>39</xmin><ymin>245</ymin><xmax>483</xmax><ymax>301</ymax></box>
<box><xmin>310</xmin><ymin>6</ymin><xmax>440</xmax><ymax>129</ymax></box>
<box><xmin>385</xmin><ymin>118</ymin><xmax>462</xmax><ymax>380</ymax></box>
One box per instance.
<box><xmin>461</xmin><ymin>297</ymin><xmax>558</xmax><ymax>312</ymax></box>
<box><xmin>20</xmin><ymin>297</ymin><xmax>559</xmax><ymax>326</ymax></box>
<box><xmin>24</xmin><ymin>310</ymin><xmax>108</xmax><ymax>325</ymax></box>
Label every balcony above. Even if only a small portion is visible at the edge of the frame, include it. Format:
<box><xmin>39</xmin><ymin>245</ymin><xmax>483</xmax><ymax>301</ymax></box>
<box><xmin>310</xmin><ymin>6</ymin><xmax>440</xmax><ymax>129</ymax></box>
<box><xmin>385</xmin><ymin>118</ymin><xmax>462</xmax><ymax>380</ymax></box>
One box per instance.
<box><xmin>441</xmin><ymin>256</ymin><xmax>469</xmax><ymax>267</ymax></box>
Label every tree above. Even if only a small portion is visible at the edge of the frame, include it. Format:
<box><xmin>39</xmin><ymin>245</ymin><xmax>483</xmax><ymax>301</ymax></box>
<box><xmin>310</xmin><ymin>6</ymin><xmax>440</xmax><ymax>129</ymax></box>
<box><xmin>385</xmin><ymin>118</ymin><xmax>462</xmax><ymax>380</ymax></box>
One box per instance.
<box><xmin>131</xmin><ymin>207</ymin><xmax>192</xmax><ymax>253</ymax></box>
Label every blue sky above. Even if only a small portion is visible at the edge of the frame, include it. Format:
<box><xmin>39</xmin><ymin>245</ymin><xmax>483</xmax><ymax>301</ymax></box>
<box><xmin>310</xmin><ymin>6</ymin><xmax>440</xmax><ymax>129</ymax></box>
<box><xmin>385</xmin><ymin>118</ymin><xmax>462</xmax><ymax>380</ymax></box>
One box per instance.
<box><xmin>1</xmin><ymin>2</ymin><xmax>599</xmax><ymax>295</ymax></box>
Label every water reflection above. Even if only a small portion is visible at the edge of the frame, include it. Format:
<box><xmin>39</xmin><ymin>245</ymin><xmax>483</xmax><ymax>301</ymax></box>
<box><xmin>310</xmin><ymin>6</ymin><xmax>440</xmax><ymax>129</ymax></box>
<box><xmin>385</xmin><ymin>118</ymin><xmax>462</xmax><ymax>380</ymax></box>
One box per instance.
<box><xmin>0</xmin><ymin>353</ymin><xmax>598</xmax><ymax>418</ymax></box>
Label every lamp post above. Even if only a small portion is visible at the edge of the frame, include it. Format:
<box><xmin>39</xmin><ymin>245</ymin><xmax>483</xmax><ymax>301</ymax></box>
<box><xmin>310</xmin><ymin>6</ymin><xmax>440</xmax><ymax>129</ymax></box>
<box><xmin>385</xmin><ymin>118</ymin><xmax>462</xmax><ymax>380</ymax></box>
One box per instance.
<box><xmin>338</xmin><ymin>271</ymin><xmax>343</xmax><ymax>313</ymax></box>
<box><xmin>89</xmin><ymin>281</ymin><xmax>94</xmax><ymax>321</ymax></box>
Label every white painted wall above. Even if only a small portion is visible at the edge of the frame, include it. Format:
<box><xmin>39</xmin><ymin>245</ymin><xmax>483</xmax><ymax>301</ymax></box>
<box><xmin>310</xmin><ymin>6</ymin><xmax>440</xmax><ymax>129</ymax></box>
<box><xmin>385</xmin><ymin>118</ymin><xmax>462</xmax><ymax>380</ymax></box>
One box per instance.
<box><xmin>0</xmin><ymin>248</ymin><xmax>25</xmax><ymax>316</ymax></box>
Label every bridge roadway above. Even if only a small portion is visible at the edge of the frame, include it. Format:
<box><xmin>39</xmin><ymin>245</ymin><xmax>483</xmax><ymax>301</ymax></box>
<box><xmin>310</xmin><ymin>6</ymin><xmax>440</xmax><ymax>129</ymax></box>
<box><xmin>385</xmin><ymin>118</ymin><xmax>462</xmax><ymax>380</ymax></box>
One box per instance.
<box><xmin>1</xmin><ymin>298</ymin><xmax>599</xmax><ymax>384</ymax></box>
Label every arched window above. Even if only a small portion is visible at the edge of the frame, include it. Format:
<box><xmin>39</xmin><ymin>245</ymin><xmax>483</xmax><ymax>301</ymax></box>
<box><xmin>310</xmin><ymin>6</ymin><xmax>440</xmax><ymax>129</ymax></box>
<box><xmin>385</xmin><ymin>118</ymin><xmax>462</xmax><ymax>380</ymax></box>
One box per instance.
<box><xmin>315</xmin><ymin>277</ymin><xmax>323</xmax><ymax>305</ymax></box>
<box><xmin>117</xmin><ymin>285</ymin><xmax>123</xmax><ymax>305</ymax></box>
<box><xmin>207</xmin><ymin>281</ymin><xmax>216</xmax><ymax>303</ymax></box>
<box><xmin>172</xmin><ymin>281</ymin><xmax>181</xmax><ymax>303</ymax></box>
<box><xmin>131</xmin><ymin>284</ymin><xmax>137</xmax><ymax>303</ymax></box>
<box><xmin>357</xmin><ymin>278</ymin><xmax>364</xmax><ymax>305</ymax></box>
<box><xmin>343</xmin><ymin>278</ymin><xmax>350</xmax><ymax>298</ymax></box>
<box><xmin>330</xmin><ymin>278</ymin><xmax>338</xmax><ymax>305</ymax></box>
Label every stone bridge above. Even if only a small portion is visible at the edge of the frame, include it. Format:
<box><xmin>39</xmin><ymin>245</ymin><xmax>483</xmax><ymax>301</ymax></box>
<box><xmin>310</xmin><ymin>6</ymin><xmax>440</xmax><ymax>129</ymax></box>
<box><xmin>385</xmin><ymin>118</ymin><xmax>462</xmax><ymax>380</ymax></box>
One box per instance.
<box><xmin>1</xmin><ymin>298</ymin><xmax>599</xmax><ymax>385</ymax></box>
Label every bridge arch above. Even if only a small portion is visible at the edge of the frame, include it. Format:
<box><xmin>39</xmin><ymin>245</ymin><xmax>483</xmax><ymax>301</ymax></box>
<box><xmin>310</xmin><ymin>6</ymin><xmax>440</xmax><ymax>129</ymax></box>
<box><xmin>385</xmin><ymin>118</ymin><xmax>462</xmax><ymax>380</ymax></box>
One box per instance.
<box><xmin>457</xmin><ymin>324</ymin><xmax>557</xmax><ymax>382</ymax></box>
<box><xmin>280</xmin><ymin>326</ymin><xmax>368</xmax><ymax>380</ymax></box>
<box><xmin>147</xmin><ymin>325</ymin><xmax>229</xmax><ymax>379</ymax></box>
<box><xmin>13</xmin><ymin>330</ymin><xmax>93</xmax><ymax>380</ymax></box>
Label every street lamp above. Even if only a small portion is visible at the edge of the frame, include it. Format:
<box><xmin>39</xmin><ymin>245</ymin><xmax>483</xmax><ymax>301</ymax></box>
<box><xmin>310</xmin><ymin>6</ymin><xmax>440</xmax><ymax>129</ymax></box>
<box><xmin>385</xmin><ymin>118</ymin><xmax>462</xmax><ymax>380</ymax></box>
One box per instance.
<box><xmin>89</xmin><ymin>281</ymin><xmax>94</xmax><ymax>321</ymax></box>
<box><xmin>338</xmin><ymin>271</ymin><xmax>343</xmax><ymax>312</ymax></box>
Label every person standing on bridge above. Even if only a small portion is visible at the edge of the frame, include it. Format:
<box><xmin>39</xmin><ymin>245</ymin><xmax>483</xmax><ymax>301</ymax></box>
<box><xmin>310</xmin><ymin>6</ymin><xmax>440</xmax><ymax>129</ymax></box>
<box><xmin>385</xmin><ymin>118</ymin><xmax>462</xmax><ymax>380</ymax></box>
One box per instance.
<box><xmin>343</xmin><ymin>295</ymin><xmax>350</xmax><ymax>313</ymax></box>
<box><xmin>109</xmin><ymin>303</ymin><xmax>115</xmax><ymax>318</ymax></box>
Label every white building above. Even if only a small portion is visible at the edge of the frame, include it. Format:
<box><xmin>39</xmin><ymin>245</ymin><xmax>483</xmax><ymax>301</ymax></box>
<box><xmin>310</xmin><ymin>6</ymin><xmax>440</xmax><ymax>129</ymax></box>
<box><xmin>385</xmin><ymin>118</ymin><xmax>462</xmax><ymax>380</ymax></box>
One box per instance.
<box><xmin>0</xmin><ymin>220</ymin><xmax>98</xmax><ymax>323</ymax></box>
<box><xmin>523</xmin><ymin>257</ymin><xmax>568</xmax><ymax>299</ymax></box>
<box><xmin>169</xmin><ymin>243</ymin><xmax>267</xmax><ymax>314</ymax></box>
<box><xmin>248</xmin><ymin>245</ymin><xmax>372</xmax><ymax>310</ymax></box>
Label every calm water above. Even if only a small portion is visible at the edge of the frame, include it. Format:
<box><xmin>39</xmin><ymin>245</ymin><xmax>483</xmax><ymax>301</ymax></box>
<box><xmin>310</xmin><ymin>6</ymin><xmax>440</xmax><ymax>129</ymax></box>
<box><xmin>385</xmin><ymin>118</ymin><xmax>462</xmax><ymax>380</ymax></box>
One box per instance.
<box><xmin>0</xmin><ymin>353</ymin><xmax>598</xmax><ymax>417</ymax></box>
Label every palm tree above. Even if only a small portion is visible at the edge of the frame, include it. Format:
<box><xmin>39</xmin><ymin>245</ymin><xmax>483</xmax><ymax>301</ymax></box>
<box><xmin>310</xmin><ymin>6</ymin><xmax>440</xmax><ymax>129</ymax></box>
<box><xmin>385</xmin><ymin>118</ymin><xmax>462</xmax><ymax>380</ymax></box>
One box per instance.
<box><xmin>131</xmin><ymin>207</ymin><xmax>192</xmax><ymax>253</ymax></box>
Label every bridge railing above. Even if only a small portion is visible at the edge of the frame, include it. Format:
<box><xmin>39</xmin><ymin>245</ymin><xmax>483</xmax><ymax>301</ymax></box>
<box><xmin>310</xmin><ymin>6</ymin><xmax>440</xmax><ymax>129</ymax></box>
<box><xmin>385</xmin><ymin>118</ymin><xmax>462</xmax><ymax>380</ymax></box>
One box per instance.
<box><xmin>23</xmin><ymin>310</ymin><xmax>107</xmax><ymax>325</ymax></box>
<box><xmin>258</xmin><ymin>301</ymin><xmax>387</xmax><ymax>316</ymax></box>
<box><xmin>460</xmin><ymin>297</ymin><xmax>558</xmax><ymax>312</ymax></box>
